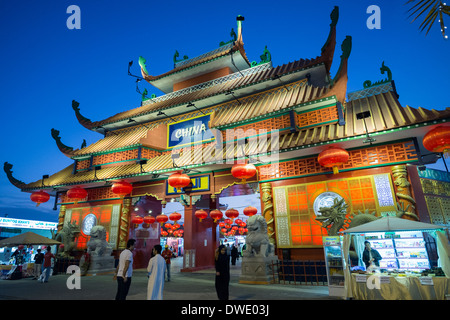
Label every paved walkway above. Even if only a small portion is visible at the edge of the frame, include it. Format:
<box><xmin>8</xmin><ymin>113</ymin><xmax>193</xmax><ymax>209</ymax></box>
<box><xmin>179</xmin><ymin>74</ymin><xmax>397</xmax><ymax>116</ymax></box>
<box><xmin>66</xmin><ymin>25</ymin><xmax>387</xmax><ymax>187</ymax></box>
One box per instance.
<box><xmin>0</xmin><ymin>257</ymin><xmax>338</xmax><ymax>301</ymax></box>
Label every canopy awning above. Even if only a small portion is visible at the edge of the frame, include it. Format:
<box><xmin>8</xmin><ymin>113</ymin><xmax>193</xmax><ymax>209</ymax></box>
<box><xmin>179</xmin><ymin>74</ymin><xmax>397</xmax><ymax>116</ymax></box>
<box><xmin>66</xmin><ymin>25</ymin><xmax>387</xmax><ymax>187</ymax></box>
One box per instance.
<box><xmin>0</xmin><ymin>232</ymin><xmax>61</xmax><ymax>248</ymax></box>
<box><xmin>340</xmin><ymin>216</ymin><xmax>445</xmax><ymax>234</ymax></box>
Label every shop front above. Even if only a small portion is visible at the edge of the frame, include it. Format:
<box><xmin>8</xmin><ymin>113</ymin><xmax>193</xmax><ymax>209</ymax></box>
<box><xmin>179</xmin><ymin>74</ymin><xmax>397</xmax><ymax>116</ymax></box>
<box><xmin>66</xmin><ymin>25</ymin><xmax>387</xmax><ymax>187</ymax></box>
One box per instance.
<box><xmin>341</xmin><ymin>217</ymin><xmax>450</xmax><ymax>300</ymax></box>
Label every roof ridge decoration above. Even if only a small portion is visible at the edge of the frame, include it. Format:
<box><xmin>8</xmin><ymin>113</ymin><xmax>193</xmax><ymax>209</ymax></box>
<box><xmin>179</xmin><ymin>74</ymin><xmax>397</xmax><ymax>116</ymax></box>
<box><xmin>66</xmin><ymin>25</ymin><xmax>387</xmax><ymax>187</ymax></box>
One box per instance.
<box><xmin>51</xmin><ymin>128</ymin><xmax>78</xmax><ymax>157</ymax></box>
<box><xmin>363</xmin><ymin>61</ymin><xmax>393</xmax><ymax>88</ymax></box>
<box><xmin>347</xmin><ymin>61</ymin><xmax>398</xmax><ymax>102</ymax></box>
<box><xmin>3</xmin><ymin>162</ymin><xmax>27</xmax><ymax>189</ymax></box>
<box><xmin>325</xmin><ymin>35</ymin><xmax>352</xmax><ymax>103</ymax></box>
<box><xmin>72</xmin><ymin>100</ymin><xmax>95</xmax><ymax>131</ymax></box>
<box><xmin>320</xmin><ymin>6</ymin><xmax>339</xmax><ymax>75</ymax></box>
<box><xmin>139</xmin><ymin>15</ymin><xmax>250</xmax><ymax>83</ymax></box>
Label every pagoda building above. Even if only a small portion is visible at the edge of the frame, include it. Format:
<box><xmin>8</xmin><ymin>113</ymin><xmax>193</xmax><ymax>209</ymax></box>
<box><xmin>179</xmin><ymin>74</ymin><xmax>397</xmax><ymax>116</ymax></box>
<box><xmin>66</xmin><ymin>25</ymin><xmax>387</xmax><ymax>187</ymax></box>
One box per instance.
<box><xmin>4</xmin><ymin>7</ymin><xmax>450</xmax><ymax>270</ymax></box>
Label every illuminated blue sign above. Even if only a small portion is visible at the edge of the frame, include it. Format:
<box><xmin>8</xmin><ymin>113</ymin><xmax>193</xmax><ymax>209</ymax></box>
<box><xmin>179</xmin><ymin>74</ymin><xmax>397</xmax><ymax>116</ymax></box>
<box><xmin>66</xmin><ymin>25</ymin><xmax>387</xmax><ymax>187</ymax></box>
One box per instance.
<box><xmin>167</xmin><ymin>113</ymin><xmax>214</xmax><ymax>148</ymax></box>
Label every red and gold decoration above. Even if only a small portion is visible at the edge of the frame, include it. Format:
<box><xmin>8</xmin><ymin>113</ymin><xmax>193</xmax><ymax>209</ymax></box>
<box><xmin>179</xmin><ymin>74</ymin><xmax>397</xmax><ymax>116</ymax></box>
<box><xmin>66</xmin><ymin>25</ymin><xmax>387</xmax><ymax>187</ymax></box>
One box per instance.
<box><xmin>111</xmin><ymin>180</ymin><xmax>133</xmax><ymax>199</ymax></box>
<box><xmin>143</xmin><ymin>215</ymin><xmax>156</xmax><ymax>228</ymax></box>
<box><xmin>225</xmin><ymin>208</ymin><xmax>239</xmax><ymax>222</ymax></box>
<box><xmin>67</xmin><ymin>186</ymin><xmax>88</xmax><ymax>204</ymax></box>
<box><xmin>423</xmin><ymin>126</ymin><xmax>450</xmax><ymax>158</ymax></box>
<box><xmin>30</xmin><ymin>190</ymin><xmax>50</xmax><ymax>207</ymax></box>
<box><xmin>210</xmin><ymin>209</ymin><xmax>223</xmax><ymax>222</ymax></box>
<box><xmin>243</xmin><ymin>206</ymin><xmax>257</xmax><ymax>217</ymax></box>
<box><xmin>195</xmin><ymin>209</ymin><xmax>208</xmax><ymax>222</ymax></box>
<box><xmin>169</xmin><ymin>212</ymin><xmax>182</xmax><ymax>225</ymax></box>
<box><xmin>168</xmin><ymin>172</ymin><xmax>191</xmax><ymax>191</ymax></box>
<box><xmin>231</xmin><ymin>163</ymin><xmax>257</xmax><ymax>183</ymax></box>
<box><xmin>156</xmin><ymin>213</ymin><xmax>169</xmax><ymax>225</ymax></box>
<box><xmin>131</xmin><ymin>214</ymin><xmax>144</xmax><ymax>228</ymax></box>
<box><xmin>317</xmin><ymin>146</ymin><xmax>349</xmax><ymax>174</ymax></box>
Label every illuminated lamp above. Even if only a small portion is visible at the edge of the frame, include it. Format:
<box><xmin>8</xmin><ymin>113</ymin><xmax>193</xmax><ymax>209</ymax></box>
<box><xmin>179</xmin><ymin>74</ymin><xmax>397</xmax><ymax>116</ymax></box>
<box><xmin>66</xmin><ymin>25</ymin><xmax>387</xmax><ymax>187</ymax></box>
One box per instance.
<box><xmin>167</xmin><ymin>229</ymin><xmax>173</xmax><ymax>234</ymax></box>
<box><xmin>243</xmin><ymin>206</ymin><xmax>257</xmax><ymax>217</ymax></box>
<box><xmin>225</xmin><ymin>208</ymin><xmax>239</xmax><ymax>222</ymax></box>
<box><xmin>238</xmin><ymin>227</ymin><xmax>244</xmax><ymax>234</ymax></box>
<box><xmin>219</xmin><ymin>222</ymin><xmax>225</xmax><ymax>228</ymax></box>
<box><xmin>231</xmin><ymin>163</ymin><xmax>257</xmax><ymax>183</ymax></box>
<box><xmin>231</xmin><ymin>226</ymin><xmax>239</xmax><ymax>231</ymax></box>
<box><xmin>111</xmin><ymin>180</ymin><xmax>133</xmax><ymax>199</ymax></box>
<box><xmin>221</xmin><ymin>228</ymin><xmax>227</xmax><ymax>234</ymax></box>
<box><xmin>224</xmin><ymin>219</ymin><xmax>232</xmax><ymax>225</ymax></box>
<box><xmin>161</xmin><ymin>231</ymin><xmax>168</xmax><ymax>237</ymax></box>
<box><xmin>67</xmin><ymin>186</ymin><xmax>88</xmax><ymax>204</ymax></box>
<box><xmin>235</xmin><ymin>218</ymin><xmax>242</xmax><ymax>225</ymax></box>
<box><xmin>143</xmin><ymin>215</ymin><xmax>155</xmax><ymax>228</ymax></box>
<box><xmin>30</xmin><ymin>190</ymin><xmax>50</xmax><ymax>207</ymax></box>
<box><xmin>317</xmin><ymin>147</ymin><xmax>349</xmax><ymax>174</ymax></box>
<box><xmin>156</xmin><ymin>214</ymin><xmax>169</xmax><ymax>225</ymax></box>
<box><xmin>244</xmin><ymin>228</ymin><xmax>248</xmax><ymax>233</ymax></box>
<box><xmin>164</xmin><ymin>223</ymin><xmax>173</xmax><ymax>229</ymax></box>
<box><xmin>210</xmin><ymin>209</ymin><xmax>223</xmax><ymax>222</ymax></box>
<box><xmin>169</xmin><ymin>212</ymin><xmax>182</xmax><ymax>225</ymax></box>
<box><xmin>168</xmin><ymin>172</ymin><xmax>191</xmax><ymax>192</ymax></box>
<box><xmin>195</xmin><ymin>209</ymin><xmax>208</xmax><ymax>222</ymax></box>
<box><xmin>178</xmin><ymin>230</ymin><xmax>184</xmax><ymax>235</ymax></box>
<box><xmin>423</xmin><ymin>126</ymin><xmax>450</xmax><ymax>158</ymax></box>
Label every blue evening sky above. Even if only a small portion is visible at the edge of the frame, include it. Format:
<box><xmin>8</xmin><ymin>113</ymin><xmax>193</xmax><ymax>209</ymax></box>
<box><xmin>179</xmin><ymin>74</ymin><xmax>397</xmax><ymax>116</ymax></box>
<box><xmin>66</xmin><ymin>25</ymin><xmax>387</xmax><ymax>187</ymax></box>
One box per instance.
<box><xmin>0</xmin><ymin>0</ymin><xmax>449</xmax><ymax>223</ymax></box>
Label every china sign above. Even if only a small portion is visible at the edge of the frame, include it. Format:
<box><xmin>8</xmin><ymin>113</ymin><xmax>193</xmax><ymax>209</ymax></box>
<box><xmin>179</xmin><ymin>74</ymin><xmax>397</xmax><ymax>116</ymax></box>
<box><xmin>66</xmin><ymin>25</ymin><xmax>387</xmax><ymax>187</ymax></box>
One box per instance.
<box><xmin>167</xmin><ymin>113</ymin><xmax>215</xmax><ymax>148</ymax></box>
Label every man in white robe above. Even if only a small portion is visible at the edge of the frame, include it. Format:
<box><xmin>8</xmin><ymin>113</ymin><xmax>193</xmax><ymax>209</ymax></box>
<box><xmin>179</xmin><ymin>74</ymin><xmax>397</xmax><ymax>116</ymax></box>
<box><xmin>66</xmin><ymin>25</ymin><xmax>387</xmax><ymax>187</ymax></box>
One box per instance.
<box><xmin>147</xmin><ymin>244</ymin><xmax>166</xmax><ymax>300</ymax></box>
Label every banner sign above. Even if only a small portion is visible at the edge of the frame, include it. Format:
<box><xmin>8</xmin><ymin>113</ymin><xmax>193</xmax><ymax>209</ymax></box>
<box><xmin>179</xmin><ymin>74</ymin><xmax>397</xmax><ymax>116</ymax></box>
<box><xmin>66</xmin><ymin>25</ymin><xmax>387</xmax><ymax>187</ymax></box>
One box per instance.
<box><xmin>0</xmin><ymin>217</ymin><xmax>57</xmax><ymax>230</ymax></box>
<box><xmin>166</xmin><ymin>175</ymin><xmax>210</xmax><ymax>195</ymax></box>
<box><xmin>167</xmin><ymin>113</ymin><xmax>215</xmax><ymax>148</ymax></box>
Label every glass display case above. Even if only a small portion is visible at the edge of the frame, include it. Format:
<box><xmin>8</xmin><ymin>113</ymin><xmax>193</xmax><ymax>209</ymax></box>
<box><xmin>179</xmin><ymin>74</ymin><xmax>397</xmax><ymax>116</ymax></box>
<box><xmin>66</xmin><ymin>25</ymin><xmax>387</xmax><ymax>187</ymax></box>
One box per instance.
<box><xmin>322</xmin><ymin>236</ymin><xmax>345</xmax><ymax>297</ymax></box>
<box><xmin>364</xmin><ymin>231</ymin><xmax>430</xmax><ymax>271</ymax></box>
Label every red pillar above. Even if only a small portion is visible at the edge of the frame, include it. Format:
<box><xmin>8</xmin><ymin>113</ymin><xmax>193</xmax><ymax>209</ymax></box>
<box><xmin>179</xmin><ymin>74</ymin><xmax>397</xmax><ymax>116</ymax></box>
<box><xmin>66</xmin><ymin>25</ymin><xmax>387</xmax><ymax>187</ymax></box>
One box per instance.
<box><xmin>181</xmin><ymin>195</ymin><xmax>218</xmax><ymax>271</ymax></box>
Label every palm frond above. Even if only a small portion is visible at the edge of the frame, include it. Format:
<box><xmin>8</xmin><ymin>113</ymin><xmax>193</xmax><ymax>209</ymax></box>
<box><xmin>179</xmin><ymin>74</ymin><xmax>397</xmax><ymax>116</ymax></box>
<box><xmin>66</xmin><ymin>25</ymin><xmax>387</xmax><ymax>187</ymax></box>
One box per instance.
<box><xmin>406</xmin><ymin>0</ymin><xmax>450</xmax><ymax>38</ymax></box>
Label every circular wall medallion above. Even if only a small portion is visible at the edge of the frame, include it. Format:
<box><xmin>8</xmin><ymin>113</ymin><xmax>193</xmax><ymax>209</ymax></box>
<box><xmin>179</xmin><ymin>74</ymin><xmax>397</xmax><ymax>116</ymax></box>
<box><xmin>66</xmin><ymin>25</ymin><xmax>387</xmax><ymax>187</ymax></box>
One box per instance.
<box><xmin>81</xmin><ymin>214</ymin><xmax>97</xmax><ymax>236</ymax></box>
<box><xmin>313</xmin><ymin>192</ymin><xmax>345</xmax><ymax>216</ymax></box>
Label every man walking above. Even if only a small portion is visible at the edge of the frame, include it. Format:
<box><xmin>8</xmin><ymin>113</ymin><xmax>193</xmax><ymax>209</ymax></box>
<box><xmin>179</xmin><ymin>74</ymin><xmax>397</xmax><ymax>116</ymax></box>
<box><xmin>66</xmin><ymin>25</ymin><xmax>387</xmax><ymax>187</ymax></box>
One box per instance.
<box><xmin>114</xmin><ymin>239</ymin><xmax>135</xmax><ymax>300</ymax></box>
<box><xmin>161</xmin><ymin>245</ymin><xmax>173</xmax><ymax>281</ymax></box>
<box><xmin>42</xmin><ymin>246</ymin><xmax>55</xmax><ymax>283</ymax></box>
<box><xmin>33</xmin><ymin>249</ymin><xmax>44</xmax><ymax>280</ymax></box>
<box><xmin>147</xmin><ymin>244</ymin><xmax>166</xmax><ymax>300</ymax></box>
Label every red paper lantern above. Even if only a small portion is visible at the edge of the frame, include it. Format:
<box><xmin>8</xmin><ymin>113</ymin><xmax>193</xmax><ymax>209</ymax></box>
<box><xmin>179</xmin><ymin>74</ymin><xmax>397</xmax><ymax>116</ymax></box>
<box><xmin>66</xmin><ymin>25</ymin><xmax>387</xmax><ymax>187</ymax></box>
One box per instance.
<box><xmin>231</xmin><ymin>163</ymin><xmax>257</xmax><ymax>182</ymax></box>
<box><xmin>131</xmin><ymin>215</ymin><xmax>143</xmax><ymax>227</ymax></box>
<box><xmin>195</xmin><ymin>209</ymin><xmax>208</xmax><ymax>222</ymax></box>
<box><xmin>224</xmin><ymin>219</ymin><xmax>232</xmax><ymax>225</ymax></box>
<box><xmin>111</xmin><ymin>180</ymin><xmax>133</xmax><ymax>199</ymax></box>
<box><xmin>161</xmin><ymin>231</ymin><xmax>168</xmax><ymax>237</ymax></box>
<box><xmin>221</xmin><ymin>228</ymin><xmax>227</xmax><ymax>234</ymax></box>
<box><xmin>423</xmin><ymin>126</ymin><xmax>450</xmax><ymax>158</ymax></box>
<box><xmin>243</xmin><ymin>206</ymin><xmax>258</xmax><ymax>217</ymax></box>
<box><xmin>210</xmin><ymin>209</ymin><xmax>223</xmax><ymax>222</ymax></box>
<box><xmin>318</xmin><ymin>147</ymin><xmax>349</xmax><ymax>174</ymax></box>
<box><xmin>219</xmin><ymin>222</ymin><xmax>225</xmax><ymax>228</ymax></box>
<box><xmin>231</xmin><ymin>225</ymin><xmax>239</xmax><ymax>231</ymax></box>
<box><xmin>225</xmin><ymin>208</ymin><xmax>239</xmax><ymax>221</ymax></box>
<box><xmin>142</xmin><ymin>215</ymin><xmax>155</xmax><ymax>228</ymax></box>
<box><xmin>156</xmin><ymin>214</ymin><xmax>169</xmax><ymax>225</ymax></box>
<box><xmin>143</xmin><ymin>215</ymin><xmax>156</xmax><ymax>225</ymax></box>
<box><xmin>235</xmin><ymin>218</ymin><xmax>242</xmax><ymax>225</ymax></box>
<box><xmin>30</xmin><ymin>190</ymin><xmax>50</xmax><ymax>207</ymax></box>
<box><xmin>168</xmin><ymin>172</ymin><xmax>191</xmax><ymax>191</ymax></box>
<box><xmin>67</xmin><ymin>186</ymin><xmax>87</xmax><ymax>204</ymax></box>
<box><xmin>169</xmin><ymin>212</ymin><xmax>182</xmax><ymax>225</ymax></box>
<box><xmin>238</xmin><ymin>227</ymin><xmax>245</xmax><ymax>234</ymax></box>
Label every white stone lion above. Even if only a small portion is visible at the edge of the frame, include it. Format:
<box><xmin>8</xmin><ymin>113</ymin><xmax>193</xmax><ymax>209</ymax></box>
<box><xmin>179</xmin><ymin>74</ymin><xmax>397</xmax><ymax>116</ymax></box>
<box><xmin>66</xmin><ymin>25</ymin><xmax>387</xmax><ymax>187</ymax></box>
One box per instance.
<box><xmin>243</xmin><ymin>215</ymin><xmax>274</xmax><ymax>258</ymax></box>
<box><xmin>87</xmin><ymin>225</ymin><xmax>112</xmax><ymax>257</ymax></box>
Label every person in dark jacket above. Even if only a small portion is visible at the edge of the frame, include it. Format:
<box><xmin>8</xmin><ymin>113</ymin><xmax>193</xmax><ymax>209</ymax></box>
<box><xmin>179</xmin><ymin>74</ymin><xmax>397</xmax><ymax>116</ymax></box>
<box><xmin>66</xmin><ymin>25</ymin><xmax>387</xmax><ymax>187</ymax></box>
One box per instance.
<box><xmin>230</xmin><ymin>245</ymin><xmax>238</xmax><ymax>265</ymax></box>
<box><xmin>215</xmin><ymin>245</ymin><xmax>230</xmax><ymax>300</ymax></box>
<box><xmin>362</xmin><ymin>241</ymin><xmax>382</xmax><ymax>269</ymax></box>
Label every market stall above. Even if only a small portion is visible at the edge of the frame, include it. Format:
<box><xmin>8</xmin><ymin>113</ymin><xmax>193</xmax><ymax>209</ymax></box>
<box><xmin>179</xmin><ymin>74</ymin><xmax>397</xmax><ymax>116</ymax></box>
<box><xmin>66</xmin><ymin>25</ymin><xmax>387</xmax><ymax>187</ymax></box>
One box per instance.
<box><xmin>0</xmin><ymin>232</ymin><xmax>61</xmax><ymax>279</ymax></box>
<box><xmin>340</xmin><ymin>217</ymin><xmax>450</xmax><ymax>300</ymax></box>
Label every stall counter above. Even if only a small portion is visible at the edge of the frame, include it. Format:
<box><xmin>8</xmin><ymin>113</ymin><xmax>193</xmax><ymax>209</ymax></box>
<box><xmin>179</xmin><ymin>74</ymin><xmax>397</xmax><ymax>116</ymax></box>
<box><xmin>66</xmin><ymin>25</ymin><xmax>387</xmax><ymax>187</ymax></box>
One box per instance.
<box><xmin>350</xmin><ymin>273</ymin><xmax>450</xmax><ymax>300</ymax></box>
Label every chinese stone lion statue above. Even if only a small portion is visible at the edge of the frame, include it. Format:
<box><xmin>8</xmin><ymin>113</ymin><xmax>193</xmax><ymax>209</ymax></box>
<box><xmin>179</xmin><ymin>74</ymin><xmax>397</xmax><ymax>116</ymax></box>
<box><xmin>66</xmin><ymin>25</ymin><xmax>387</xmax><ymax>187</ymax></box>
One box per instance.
<box><xmin>87</xmin><ymin>225</ymin><xmax>112</xmax><ymax>257</ymax></box>
<box><xmin>53</xmin><ymin>221</ymin><xmax>79</xmax><ymax>258</ymax></box>
<box><xmin>243</xmin><ymin>215</ymin><xmax>274</xmax><ymax>258</ymax></box>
